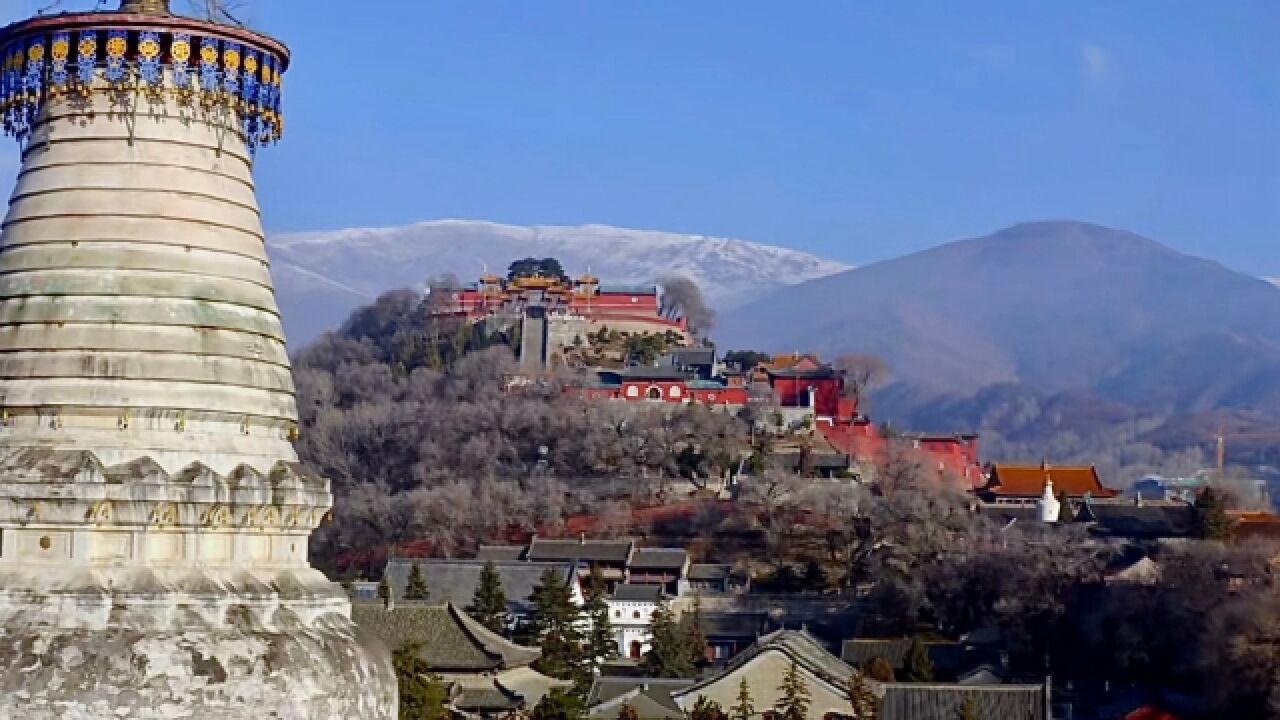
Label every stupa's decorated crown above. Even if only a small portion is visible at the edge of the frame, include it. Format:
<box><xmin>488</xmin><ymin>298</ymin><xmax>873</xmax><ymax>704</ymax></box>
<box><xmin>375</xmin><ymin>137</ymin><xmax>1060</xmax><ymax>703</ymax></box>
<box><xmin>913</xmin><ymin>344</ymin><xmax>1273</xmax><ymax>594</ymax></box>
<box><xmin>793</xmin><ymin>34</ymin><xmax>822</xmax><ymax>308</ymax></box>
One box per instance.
<box><xmin>119</xmin><ymin>0</ymin><xmax>172</xmax><ymax>15</ymax></box>
<box><xmin>0</xmin><ymin>2</ymin><xmax>289</xmax><ymax>149</ymax></box>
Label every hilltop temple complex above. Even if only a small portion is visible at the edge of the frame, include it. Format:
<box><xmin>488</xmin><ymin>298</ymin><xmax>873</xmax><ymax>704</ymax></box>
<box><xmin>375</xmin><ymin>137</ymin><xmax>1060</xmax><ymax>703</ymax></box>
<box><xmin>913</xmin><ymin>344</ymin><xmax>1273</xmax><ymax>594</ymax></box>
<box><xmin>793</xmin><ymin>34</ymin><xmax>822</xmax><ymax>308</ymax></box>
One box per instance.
<box><xmin>0</xmin><ymin>2</ymin><xmax>393</xmax><ymax>716</ymax></box>
<box><xmin>438</xmin><ymin>270</ymin><xmax>689</xmax><ymax>337</ymax></box>
<box><xmin>431</xmin><ymin>269</ymin><xmax>691</xmax><ymax>368</ymax></box>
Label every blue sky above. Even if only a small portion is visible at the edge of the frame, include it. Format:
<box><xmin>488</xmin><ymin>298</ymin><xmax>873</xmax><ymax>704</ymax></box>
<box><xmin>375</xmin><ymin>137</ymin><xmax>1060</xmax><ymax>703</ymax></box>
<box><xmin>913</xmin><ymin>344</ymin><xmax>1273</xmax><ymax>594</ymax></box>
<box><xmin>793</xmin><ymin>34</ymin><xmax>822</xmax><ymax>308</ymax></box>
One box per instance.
<box><xmin>1</xmin><ymin>0</ymin><xmax>1276</xmax><ymax>273</ymax></box>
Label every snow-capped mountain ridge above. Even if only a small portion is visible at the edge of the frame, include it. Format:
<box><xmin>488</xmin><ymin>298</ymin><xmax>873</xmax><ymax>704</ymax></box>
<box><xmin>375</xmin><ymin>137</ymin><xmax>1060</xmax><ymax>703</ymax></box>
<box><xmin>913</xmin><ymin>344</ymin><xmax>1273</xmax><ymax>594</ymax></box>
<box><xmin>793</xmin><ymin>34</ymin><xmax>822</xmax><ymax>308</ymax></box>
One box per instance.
<box><xmin>269</xmin><ymin>219</ymin><xmax>850</xmax><ymax>347</ymax></box>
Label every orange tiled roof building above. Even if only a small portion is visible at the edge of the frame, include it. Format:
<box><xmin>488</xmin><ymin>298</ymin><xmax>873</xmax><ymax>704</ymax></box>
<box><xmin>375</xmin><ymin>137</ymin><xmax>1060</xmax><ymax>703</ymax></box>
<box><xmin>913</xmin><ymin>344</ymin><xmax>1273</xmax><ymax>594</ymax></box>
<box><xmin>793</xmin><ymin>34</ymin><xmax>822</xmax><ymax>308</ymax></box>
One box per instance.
<box><xmin>978</xmin><ymin>463</ymin><xmax>1118</xmax><ymax>503</ymax></box>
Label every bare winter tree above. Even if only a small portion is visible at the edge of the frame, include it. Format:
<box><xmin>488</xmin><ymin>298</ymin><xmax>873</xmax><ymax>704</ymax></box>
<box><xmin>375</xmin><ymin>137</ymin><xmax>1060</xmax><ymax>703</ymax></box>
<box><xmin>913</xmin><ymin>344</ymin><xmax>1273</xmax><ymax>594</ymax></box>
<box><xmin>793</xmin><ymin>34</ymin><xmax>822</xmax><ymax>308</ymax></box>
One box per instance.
<box><xmin>423</xmin><ymin>273</ymin><xmax>462</xmax><ymax>314</ymax></box>
<box><xmin>657</xmin><ymin>274</ymin><xmax>716</xmax><ymax>335</ymax></box>
<box><xmin>833</xmin><ymin>354</ymin><xmax>889</xmax><ymax>404</ymax></box>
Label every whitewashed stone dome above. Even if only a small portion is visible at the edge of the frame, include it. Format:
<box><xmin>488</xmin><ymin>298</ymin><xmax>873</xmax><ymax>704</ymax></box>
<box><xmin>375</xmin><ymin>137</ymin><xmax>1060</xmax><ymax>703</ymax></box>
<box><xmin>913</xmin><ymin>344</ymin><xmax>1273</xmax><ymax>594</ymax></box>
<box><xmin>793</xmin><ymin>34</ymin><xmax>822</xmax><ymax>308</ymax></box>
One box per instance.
<box><xmin>0</xmin><ymin>3</ymin><xmax>396</xmax><ymax>717</ymax></box>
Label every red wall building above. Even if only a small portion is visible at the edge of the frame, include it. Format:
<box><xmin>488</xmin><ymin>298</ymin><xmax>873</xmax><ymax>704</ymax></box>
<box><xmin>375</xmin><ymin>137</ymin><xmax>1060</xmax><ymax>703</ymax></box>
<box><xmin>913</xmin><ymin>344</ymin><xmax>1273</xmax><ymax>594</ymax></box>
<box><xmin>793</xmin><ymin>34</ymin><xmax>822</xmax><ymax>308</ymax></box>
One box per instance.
<box><xmin>434</xmin><ymin>274</ymin><xmax>688</xmax><ymax>334</ymax></box>
<box><xmin>766</xmin><ymin>367</ymin><xmax>845</xmax><ymax>419</ymax></box>
<box><xmin>585</xmin><ymin>370</ymin><xmax>749</xmax><ymax>407</ymax></box>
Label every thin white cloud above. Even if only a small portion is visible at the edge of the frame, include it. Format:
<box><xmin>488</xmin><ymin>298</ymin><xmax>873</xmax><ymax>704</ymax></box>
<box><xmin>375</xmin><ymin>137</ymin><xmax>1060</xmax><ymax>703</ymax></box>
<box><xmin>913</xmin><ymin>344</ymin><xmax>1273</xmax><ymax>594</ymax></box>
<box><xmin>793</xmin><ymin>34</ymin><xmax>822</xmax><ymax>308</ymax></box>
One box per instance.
<box><xmin>1082</xmin><ymin>44</ymin><xmax>1110</xmax><ymax>77</ymax></box>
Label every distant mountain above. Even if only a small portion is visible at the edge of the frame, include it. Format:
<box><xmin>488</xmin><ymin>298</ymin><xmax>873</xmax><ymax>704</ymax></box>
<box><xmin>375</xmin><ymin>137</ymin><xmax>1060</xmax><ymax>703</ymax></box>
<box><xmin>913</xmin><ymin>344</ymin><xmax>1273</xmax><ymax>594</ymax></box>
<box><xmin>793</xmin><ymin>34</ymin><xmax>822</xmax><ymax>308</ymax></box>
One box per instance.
<box><xmin>716</xmin><ymin>221</ymin><xmax>1280</xmax><ymax>415</ymax></box>
<box><xmin>269</xmin><ymin>220</ymin><xmax>850</xmax><ymax>347</ymax></box>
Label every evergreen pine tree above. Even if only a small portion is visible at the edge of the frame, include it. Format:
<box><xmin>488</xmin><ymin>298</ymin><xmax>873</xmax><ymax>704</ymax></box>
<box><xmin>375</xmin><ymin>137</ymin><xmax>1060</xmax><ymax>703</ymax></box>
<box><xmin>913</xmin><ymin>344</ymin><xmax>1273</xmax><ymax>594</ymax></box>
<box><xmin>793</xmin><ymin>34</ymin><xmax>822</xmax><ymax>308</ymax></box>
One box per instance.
<box><xmin>904</xmin><ymin>637</ymin><xmax>935</xmax><ymax>682</ymax></box>
<box><xmin>530</xmin><ymin>688</ymin><xmax>586</xmax><ymax>720</ymax></box>
<box><xmin>584</xmin><ymin>564</ymin><xmax>618</xmax><ymax>673</ymax></box>
<box><xmin>468</xmin><ymin>560</ymin><xmax>509</xmax><ymax>633</ymax></box>
<box><xmin>640</xmin><ymin>596</ymin><xmax>696</xmax><ymax>678</ymax></box>
<box><xmin>1194</xmin><ymin>487</ymin><xmax>1231</xmax><ymax>541</ymax></box>
<box><xmin>529</xmin><ymin>568</ymin><xmax>588</xmax><ymax>689</ymax></box>
<box><xmin>775</xmin><ymin>662</ymin><xmax>811</xmax><ymax>720</ymax></box>
<box><xmin>425</xmin><ymin>340</ymin><xmax>444</xmax><ymax>371</ymax></box>
<box><xmin>954</xmin><ymin>696</ymin><xmax>981</xmax><ymax>720</ymax></box>
<box><xmin>730</xmin><ymin>677</ymin><xmax>756</xmax><ymax>720</ymax></box>
<box><xmin>847</xmin><ymin>670</ymin><xmax>879</xmax><ymax>720</ymax></box>
<box><xmin>378</xmin><ymin>576</ymin><xmax>393</xmax><ymax>607</ymax></box>
<box><xmin>404</xmin><ymin>562</ymin><xmax>430</xmax><ymax>602</ymax></box>
<box><xmin>393</xmin><ymin>642</ymin><xmax>450</xmax><ymax>720</ymax></box>
<box><xmin>690</xmin><ymin>697</ymin><xmax>728</xmax><ymax>720</ymax></box>
<box><xmin>450</xmin><ymin>323</ymin><xmax>473</xmax><ymax>362</ymax></box>
<box><xmin>1056</xmin><ymin>490</ymin><xmax>1075</xmax><ymax>524</ymax></box>
<box><xmin>803</xmin><ymin>559</ymin><xmax>827</xmax><ymax>592</ymax></box>
<box><xmin>680</xmin><ymin>592</ymin><xmax>709</xmax><ymax>669</ymax></box>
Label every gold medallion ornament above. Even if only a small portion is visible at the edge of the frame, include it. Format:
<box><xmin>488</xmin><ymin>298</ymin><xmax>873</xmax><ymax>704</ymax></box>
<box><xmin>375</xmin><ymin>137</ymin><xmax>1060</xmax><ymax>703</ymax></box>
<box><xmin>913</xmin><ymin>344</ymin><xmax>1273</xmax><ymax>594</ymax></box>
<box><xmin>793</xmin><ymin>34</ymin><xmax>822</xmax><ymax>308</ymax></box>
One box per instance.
<box><xmin>171</xmin><ymin>33</ymin><xmax>193</xmax><ymax>97</ymax></box>
<box><xmin>105</xmin><ymin>34</ymin><xmax>126</xmax><ymax>59</ymax></box>
<box><xmin>172</xmin><ymin>37</ymin><xmax>190</xmax><ymax>64</ymax></box>
<box><xmin>49</xmin><ymin>33</ymin><xmax>69</xmax><ymax>95</ymax></box>
<box><xmin>1</xmin><ymin>8</ymin><xmax>288</xmax><ymax>145</ymax></box>
<box><xmin>137</xmin><ymin>34</ymin><xmax>160</xmax><ymax>60</ymax></box>
<box><xmin>76</xmin><ymin>31</ymin><xmax>96</xmax><ymax>92</ymax></box>
<box><xmin>223</xmin><ymin>46</ymin><xmax>240</xmax><ymax>72</ymax></box>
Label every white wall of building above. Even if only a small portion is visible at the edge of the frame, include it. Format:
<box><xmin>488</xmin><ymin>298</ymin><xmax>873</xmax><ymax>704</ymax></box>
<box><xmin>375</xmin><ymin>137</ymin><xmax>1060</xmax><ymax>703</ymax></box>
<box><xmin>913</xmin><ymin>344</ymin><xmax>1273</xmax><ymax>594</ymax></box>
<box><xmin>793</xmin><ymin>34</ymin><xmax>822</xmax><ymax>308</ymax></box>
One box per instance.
<box><xmin>608</xmin><ymin>598</ymin><xmax>658</xmax><ymax>658</ymax></box>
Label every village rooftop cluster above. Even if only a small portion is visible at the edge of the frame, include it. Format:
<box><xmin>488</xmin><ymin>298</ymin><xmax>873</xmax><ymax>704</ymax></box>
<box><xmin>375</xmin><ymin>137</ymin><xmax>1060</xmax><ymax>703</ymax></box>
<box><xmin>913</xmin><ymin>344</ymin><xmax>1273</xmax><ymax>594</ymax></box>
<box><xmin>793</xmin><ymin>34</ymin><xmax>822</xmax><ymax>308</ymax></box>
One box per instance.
<box><xmin>340</xmin><ymin>262</ymin><xmax>1280</xmax><ymax>720</ymax></box>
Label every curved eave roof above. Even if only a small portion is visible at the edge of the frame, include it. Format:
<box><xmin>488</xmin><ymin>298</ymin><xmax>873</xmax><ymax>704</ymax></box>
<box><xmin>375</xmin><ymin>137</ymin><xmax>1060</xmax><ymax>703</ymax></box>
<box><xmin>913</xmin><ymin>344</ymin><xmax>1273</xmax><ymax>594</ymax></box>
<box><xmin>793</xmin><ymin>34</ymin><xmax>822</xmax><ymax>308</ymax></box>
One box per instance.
<box><xmin>672</xmin><ymin>629</ymin><xmax>853</xmax><ymax>701</ymax></box>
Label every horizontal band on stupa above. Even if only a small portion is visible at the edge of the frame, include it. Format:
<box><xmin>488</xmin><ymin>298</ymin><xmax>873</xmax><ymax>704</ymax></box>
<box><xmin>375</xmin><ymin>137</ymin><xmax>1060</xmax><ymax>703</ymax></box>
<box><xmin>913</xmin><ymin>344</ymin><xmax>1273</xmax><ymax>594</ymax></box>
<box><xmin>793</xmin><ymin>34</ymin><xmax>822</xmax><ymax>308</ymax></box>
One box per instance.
<box><xmin>0</xmin><ymin>23</ymin><xmax>286</xmax><ymax>148</ymax></box>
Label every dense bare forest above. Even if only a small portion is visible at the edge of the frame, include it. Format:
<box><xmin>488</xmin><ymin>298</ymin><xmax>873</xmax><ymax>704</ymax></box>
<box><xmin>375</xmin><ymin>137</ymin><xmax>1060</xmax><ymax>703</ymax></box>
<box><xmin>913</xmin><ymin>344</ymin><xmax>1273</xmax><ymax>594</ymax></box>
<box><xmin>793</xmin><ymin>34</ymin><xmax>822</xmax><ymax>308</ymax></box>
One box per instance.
<box><xmin>297</xmin><ymin>289</ymin><xmax>1280</xmax><ymax>716</ymax></box>
<box><xmin>294</xmin><ymin>290</ymin><xmax>753</xmax><ymax>570</ymax></box>
<box><xmin>850</xmin><ymin>476</ymin><xmax>1280</xmax><ymax>717</ymax></box>
<box><xmin>295</xmin><ymin>289</ymin><xmax>1265</xmax><ymax>573</ymax></box>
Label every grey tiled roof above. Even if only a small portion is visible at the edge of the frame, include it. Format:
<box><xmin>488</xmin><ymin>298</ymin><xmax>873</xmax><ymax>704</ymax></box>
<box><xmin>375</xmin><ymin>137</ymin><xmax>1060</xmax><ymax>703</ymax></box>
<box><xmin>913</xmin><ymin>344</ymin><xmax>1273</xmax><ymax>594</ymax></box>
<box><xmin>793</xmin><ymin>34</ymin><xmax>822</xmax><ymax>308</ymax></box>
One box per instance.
<box><xmin>688</xmin><ymin>564</ymin><xmax>731</xmax><ymax>582</ymax></box>
<box><xmin>587</xmin><ymin>677</ymin><xmax>695</xmax><ymax>706</ymax></box>
<box><xmin>528</xmin><ymin>537</ymin><xmax>633</xmax><ymax>563</ymax></box>
<box><xmin>456</xmin><ymin>685</ymin><xmax>521</xmax><ymax>711</ymax></box>
<box><xmin>664</xmin><ymin>349</ymin><xmax>715</xmax><ymax>367</ymax></box>
<box><xmin>384</xmin><ymin>558</ymin><xmax>575</xmax><ymax>616</ymax></box>
<box><xmin>589</xmin><ymin>687</ymin><xmax>686</xmax><ymax>720</ymax></box>
<box><xmin>1077</xmin><ymin>501</ymin><xmax>1196</xmax><ymax>538</ymax></box>
<box><xmin>615</xmin><ymin>367</ymin><xmax>692</xmax><ymax>381</ymax></box>
<box><xmin>766</xmin><ymin>366</ymin><xmax>837</xmax><ymax>379</ymax></box>
<box><xmin>476</xmin><ymin>545</ymin><xmax>527</xmax><ymax>561</ymax></box>
<box><xmin>879</xmin><ymin>682</ymin><xmax>1047</xmax><ymax>720</ymax></box>
<box><xmin>697</xmin><ymin>612</ymin><xmax>771</xmax><ymax>638</ymax></box>
<box><xmin>674</xmin><ymin>629</ymin><xmax>854</xmax><ymax>702</ymax></box>
<box><xmin>350</xmin><ymin>603</ymin><xmax>541</xmax><ymax>671</ymax></box>
<box><xmin>629</xmin><ymin>548</ymin><xmax>688</xmax><ymax>571</ymax></box>
<box><xmin>776</xmin><ymin>452</ymin><xmax>851</xmax><ymax>471</ymax></box>
<box><xmin>452</xmin><ymin>667</ymin><xmax>571</xmax><ymax>711</ymax></box>
<box><xmin>611</xmin><ymin>583</ymin><xmax>664</xmax><ymax>603</ymax></box>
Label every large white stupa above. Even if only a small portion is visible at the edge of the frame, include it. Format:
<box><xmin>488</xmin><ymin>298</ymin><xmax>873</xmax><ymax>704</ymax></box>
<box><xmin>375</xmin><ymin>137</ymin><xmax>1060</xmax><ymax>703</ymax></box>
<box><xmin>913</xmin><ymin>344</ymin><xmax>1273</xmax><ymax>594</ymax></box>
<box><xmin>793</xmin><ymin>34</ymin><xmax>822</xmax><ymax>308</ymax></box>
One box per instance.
<box><xmin>0</xmin><ymin>1</ymin><xmax>395</xmax><ymax>717</ymax></box>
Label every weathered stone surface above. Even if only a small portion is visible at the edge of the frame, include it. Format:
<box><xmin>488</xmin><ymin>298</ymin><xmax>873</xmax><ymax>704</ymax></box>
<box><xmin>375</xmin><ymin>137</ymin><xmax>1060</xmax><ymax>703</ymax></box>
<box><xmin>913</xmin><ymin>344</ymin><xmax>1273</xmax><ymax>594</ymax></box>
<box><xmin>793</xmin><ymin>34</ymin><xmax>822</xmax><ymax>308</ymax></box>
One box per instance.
<box><xmin>0</xmin><ymin>10</ymin><xmax>396</xmax><ymax>717</ymax></box>
<box><xmin>0</xmin><ymin>617</ymin><xmax>395</xmax><ymax>719</ymax></box>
